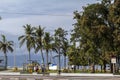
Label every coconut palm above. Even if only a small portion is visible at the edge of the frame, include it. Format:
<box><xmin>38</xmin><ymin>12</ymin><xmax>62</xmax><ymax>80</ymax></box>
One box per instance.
<box><xmin>34</xmin><ymin>25</ymin><xmax>45</xmax><ymax>65</ymax></box>
<box><xmin>43</xmin><ymin>32</ymin><xmax>52</xmax><ymax>70</ymax></box>
<box><xmin>0</xmin><ymin>35</ymin><xmax>14</xmax><ymax>69</ymax></box>
<box><xmin>18</xmin><ymin>24</ymin><xmax>35</xmax><ymax>63</ymax></box>
<box><xmin>53</xmin><ymin>27</ymin><xmax>68</xmax><ymax>74</ymax></box>
<box><xmin>62</xmin><ymin>40</ymin><xmax>69</xmax><ymax>69</ymax></box>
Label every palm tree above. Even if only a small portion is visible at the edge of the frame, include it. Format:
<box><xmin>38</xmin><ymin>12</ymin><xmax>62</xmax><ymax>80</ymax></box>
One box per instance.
<box><xmin>34</xmin><ymin>26</ymin><xmax>45</xmax><ymax>65</ymax></box>
<box><xmin>18</xmin><ymin>24</ymin><xmax>35</xmax><ymax>63</ymax></box>
<box><xmin>53</xmin><ymin>27</ymin><xmax>68</xmax><ymax>74</ymax></box>
<box><xmin>0</xmin><ymin>35</ymin><xmax>14</xmax><ymax>69</ymax></box>
<box><xmin>43</xmin><ymin>32</ymin><xmax>52</xmax><ymax>70</ymax></box>
<box><xmin>62</xmin><ymin>40</ymin><xmax>69</xmax><ymax>69</ymax></box>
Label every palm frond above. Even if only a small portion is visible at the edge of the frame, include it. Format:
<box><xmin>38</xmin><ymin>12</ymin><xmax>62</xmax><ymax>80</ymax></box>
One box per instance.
<box><xmin>19</xmin><ymin>38</ymin><xmax>26</xmax><ymax>47</ymax></box>
<box><xmin>35</xmin><ymin>46</ymin><xmax>40</xmax><ymax>53</ymax></box>
<box><xmin>18</xmin><ymin>35</ymin><xmax>25</xmax><ymax>41</ymax></box>
<box><xmin>1</xmin><ymin>35</ymin><xmax>6</xmax><ymax>43</ymax></box>
<box><xmin>7</xmin><ymin>46</ymin><xmax>14</xmax><ymax>52</ymax></box>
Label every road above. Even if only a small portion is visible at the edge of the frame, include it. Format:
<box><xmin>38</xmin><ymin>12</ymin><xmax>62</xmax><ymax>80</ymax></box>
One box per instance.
<box><xmin>0</xmin><ymin>75</ymin><xmax>120</xmax><ymax>80</ymax></box>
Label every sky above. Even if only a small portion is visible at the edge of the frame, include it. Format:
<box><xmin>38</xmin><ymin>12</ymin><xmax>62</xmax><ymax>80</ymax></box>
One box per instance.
<box><xmin>0</xmin><ymin>0</ymin><xmax>98</xmax><ymax>55</ymax></box>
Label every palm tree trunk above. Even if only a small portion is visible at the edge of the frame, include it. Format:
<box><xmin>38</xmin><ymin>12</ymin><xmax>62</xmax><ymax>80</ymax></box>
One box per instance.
<box><xmin>5</xmin><ymin>53</ymin><xmax>7</xmax><ymax>70</ymax></box>
<box><xmin>28</xmin><ymin>51</ymin><xmax>31</xmax><ymax>63</ymax></box>
<box><xmin>41</xmin><ymin>49</ymin><xmax>45</xmax><ymax>65</ymax></box>
<box><xmin>58</xmin><ymin>48</ymin><xmax>61</xmax><ymax>74</ymax></box>
<box><xmin>50</xmin><ymin>50</ymin><xmax>52</xmax><ymax>63</ymax></box>
<box><xmin>64</xmin><ymin>56</ymin><xmax>66</xmax><ymax>69</ymax></box>
<box><xmin>46</xmin><ymin>50</ymin><xmax>49</xmax><ymax>70</ymax></box>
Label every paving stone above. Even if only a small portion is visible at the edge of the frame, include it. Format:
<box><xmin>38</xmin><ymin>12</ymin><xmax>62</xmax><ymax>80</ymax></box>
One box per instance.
<box><xmin>26</xmin><ymin>78</ymin><xmax>35</xmax><ymax>80</ymax></box>
<box><xmin>43</xmin><ymin>79</ymin><xmax>53</xmax><ymax>80</ymax></box>
<box><xmin>19</xmin><ymin>78</ymin><xmax>27</xmax><ymax>80</ymax></box>
<box><xmin>1</xmin><ymin>78</ymin><xmax>10</xmax><ymax>80</ymax></box>
<box><xmin>10</xmin><ymin>78</ymin><xmax>19</xmax><ymax>80</ymax></box>
<box><xmin>35</xmin><ymin>79</ymin><xmax>43</xmax><ymax>80</ymax></box>
<box><xmin>58</xmin><ymin>79</ymin><xmax>69</xmax><ymax>80</ymax></box>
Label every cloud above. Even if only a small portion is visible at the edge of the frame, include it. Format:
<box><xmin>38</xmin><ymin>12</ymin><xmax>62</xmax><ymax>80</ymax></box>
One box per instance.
<box><xmin>0</xmin><ymin>0</ymin><xmax>98</xmax><ymax>18</ymax></box>
<box><xmin>0</xmin><ymin>15</ymin><xmax>74</xmax><ymax>35</ymax></box>
<box><xmin>0</xmin><ymin>0</ymin><xmax>98</xmax><ymax>56</ymax></box>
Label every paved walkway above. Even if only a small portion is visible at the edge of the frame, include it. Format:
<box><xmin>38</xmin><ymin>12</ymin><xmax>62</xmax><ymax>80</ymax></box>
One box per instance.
<box><xmin>0</xmin><ymin>75</ymin><xmax>119</xmax><ymax>80</ymax></box>
<box><xmin>0</xmin><ymin>71</ymin><xmax>114</xmax><ymax>76</ymax></box>
<box><xmin>0</xmin><ymin>70</ymin><xmax>119</xmax><ymax>80</ymax></box>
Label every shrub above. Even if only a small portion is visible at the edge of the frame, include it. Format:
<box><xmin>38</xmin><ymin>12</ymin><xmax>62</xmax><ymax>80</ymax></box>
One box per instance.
<box><xmin>62</xmin><ymin>69</ymin><xmax>71</xmax><ymax>73</ymax></box>
<box><xmin>13</xmin><ymin>67</ymin><xmax>18</xmax><ymax>72</ymax></box>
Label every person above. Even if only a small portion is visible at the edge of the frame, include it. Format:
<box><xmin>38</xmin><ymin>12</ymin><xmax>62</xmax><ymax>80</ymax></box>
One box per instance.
<box><xmin>35</xmin><ymin>66</ymin><xmax>39</xmax><ymax>72</ymax></box>
<box><xmin>34</xmin><ymin>66</ymin><xmax>36</xmax><ymax>72</ymax></box>
<box><xmin>71</xmin><ymin>65</ymin><xmax>74</xmax><ymax>70</ymax></box>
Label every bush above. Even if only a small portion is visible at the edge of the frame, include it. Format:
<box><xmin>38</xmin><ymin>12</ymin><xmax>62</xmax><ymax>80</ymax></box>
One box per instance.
<box><xmin>37</xmin><ymin>69</ymin><xmax>42</xmax><ymax>73</ymax></box>
<box><xmin>13</xmin><ymin>67</ymin><xmax>18</xmax><ymax>72</ymax></box>
<box><xmin>28</xmin><ymin>68</ymin><xmax>33</xmax><ymax>73</ymax></box>
<box><xmin>62</xmin><ymin>69</ymin><xmax>71</xmax><ymax>73</ymax></box>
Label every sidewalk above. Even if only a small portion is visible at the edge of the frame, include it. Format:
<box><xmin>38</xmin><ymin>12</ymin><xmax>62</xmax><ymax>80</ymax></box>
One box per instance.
<box><xmin>0</xmin><ymin>70</ymin><xmax>116</xmax><ymax>76</ymax></box>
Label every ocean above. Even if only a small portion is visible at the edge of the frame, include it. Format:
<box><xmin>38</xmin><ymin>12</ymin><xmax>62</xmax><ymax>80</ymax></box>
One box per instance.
<box><xmin>0</xmin><ymin>53</ymin><xmax>66</xmax><ymax>68</ymax></box>
<box><xmin>0</xmin><ymin>54</ymin><xmax>110</xmax><ymax>70</ymax></box>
